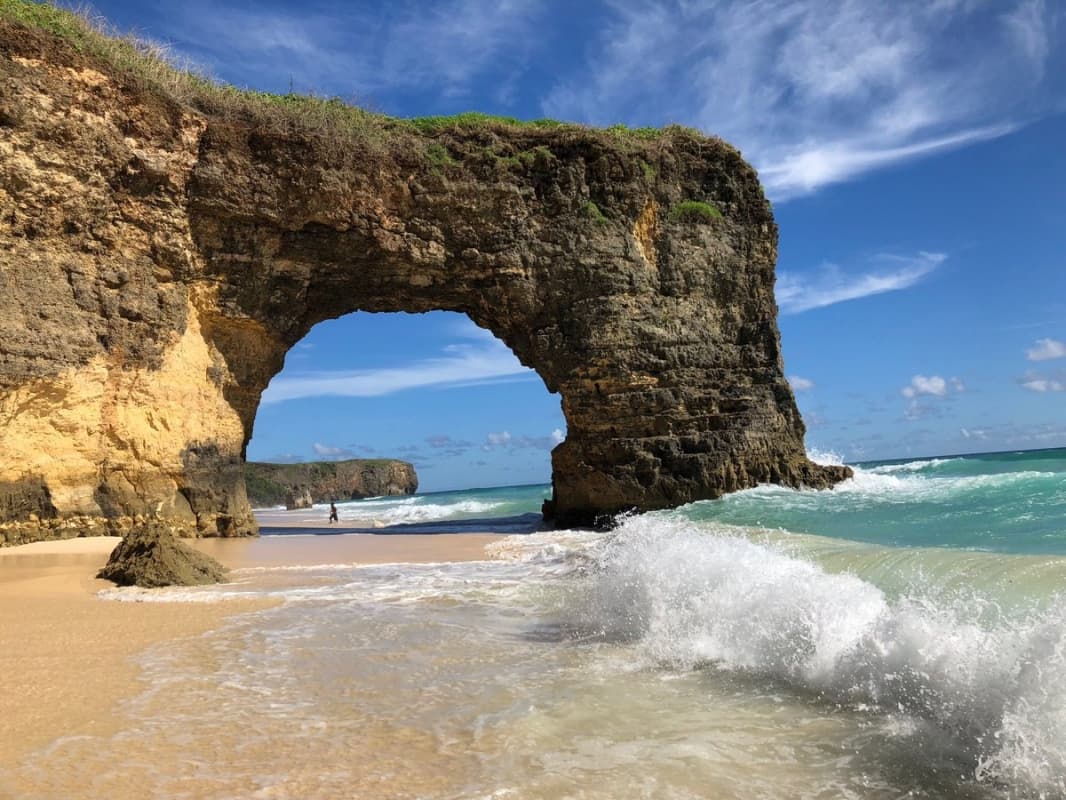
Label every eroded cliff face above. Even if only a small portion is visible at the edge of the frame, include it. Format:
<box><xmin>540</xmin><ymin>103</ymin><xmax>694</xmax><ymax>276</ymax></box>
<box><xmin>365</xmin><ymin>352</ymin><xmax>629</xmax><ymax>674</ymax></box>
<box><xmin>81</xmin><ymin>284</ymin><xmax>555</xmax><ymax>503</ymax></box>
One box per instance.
<box><xmin>0</xmin><ymin>19</ymin><xmax>849</xmax><ymax>544</ymax></box>
<box><xmin>245</xmin><ymin>460</ymin><xmax>417</xmax><ymax>509</ymax></box>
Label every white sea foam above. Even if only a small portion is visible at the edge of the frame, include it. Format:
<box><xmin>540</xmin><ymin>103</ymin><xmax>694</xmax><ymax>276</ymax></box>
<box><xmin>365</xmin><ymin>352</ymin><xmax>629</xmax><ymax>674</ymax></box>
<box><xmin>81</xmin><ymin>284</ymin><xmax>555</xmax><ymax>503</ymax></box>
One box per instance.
<box><xmin>356</xmin><ymin>499</ymin><xmax>503</xmax><ymax>522</ymax></box>
<box><xmin>97</xmin><ymin>586</ymin><xmax>256</xmax><ymax>603</ymax></box>
<box><xmin>806</xmin><ymin>447</ymin><xmax>845</xmax><ymax>466</ymax></box>
<box><xmin>725</xmin><ymin>464</ymin><xmax>1057</xmax><ymax>508</ymax></box>
<box><xmin>256</xmin><ymin>497</ymin><xmax>506</xmax><ymax>527</ymax></box>
<box><xmin>567</xmin><ymin>515</ymin><xmax>1066</xmax><ymax>795</ymax></box>
<box><xmin>865</xmin><ymin>457</ymin><xmax>960</xmax><ymax>474</ymax></box>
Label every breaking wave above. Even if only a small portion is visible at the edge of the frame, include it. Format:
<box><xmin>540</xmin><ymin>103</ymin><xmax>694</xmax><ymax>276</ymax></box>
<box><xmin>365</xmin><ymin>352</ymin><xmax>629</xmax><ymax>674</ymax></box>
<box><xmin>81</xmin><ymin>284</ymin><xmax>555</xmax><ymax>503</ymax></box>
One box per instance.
<box><xmin>570</xmin><ymin>515</ymin><xmax>1066</xmax><ymax>796</ymax></box>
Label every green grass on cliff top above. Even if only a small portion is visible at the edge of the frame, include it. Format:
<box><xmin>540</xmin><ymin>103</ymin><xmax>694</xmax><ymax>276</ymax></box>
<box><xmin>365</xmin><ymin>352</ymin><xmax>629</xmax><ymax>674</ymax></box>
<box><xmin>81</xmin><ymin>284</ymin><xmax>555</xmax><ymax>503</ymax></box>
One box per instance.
<box><xmin>0</xmin><ymin>0</ymin><xmax>711</xmax><ymax>154</ymax></box>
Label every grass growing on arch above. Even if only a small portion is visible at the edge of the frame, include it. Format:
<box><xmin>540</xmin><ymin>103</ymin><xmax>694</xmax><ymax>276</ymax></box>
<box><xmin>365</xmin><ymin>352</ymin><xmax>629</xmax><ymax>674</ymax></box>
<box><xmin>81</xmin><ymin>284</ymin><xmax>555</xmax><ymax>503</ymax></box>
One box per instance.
<box><xmin>408</xmin><ymin>113</ymin><xmax>567</xmax><ymax>135</ymax></box>
<box><xmin>425</xmin><ymin>142</ymin><xmax>454</xmax><ymax>168</ymax></box>
<box><xmin>581</xmin><ymin>201</ymin><xmax>609</xmax><ymax>224</ymax></box>
<box><xmin>669</xmin><ymin>200</ymin><xmax>723</xmax><ymax>223</ymax></box>
<box><xmin>0</xmin><ymin>0</ymin><xmax>84</xmax><ymax>40</ymax></box>
<box><xmin>0</xmin><ymin>0</ymin><xmax>724</xmax><ymax>160</ymax></box>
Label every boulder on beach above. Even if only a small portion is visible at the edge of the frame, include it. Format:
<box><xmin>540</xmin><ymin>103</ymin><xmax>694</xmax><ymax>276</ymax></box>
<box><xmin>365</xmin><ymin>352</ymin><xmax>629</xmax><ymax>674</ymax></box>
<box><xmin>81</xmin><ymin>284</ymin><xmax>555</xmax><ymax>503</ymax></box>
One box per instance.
<box><xmin>96</xmin><ymin>524</ymin><xmax>228</xmax><ymax>588</ymax></box>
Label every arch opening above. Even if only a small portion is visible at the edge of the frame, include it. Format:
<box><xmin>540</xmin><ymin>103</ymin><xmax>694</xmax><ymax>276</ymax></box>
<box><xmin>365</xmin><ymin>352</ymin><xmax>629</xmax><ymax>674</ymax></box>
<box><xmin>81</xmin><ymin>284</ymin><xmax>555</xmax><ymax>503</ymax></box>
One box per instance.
<box><xmin>245</xmin><ymin>310</ymin><xmax>567</xmax><ymax>510</ymax></box>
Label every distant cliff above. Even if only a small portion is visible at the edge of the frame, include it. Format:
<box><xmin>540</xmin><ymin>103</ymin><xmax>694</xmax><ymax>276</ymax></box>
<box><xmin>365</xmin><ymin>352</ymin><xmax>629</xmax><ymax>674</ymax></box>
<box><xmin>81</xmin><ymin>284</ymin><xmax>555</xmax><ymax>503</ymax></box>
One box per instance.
<box><xmin>245</xmin><ymin>460</ymin><xmax>418</xmax><ymax>508</ymax></box>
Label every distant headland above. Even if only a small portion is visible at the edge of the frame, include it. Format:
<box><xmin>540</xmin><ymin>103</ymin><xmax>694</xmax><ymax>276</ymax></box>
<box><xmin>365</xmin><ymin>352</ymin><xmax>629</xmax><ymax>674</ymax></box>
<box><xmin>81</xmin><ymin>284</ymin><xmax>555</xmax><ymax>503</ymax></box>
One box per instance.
<box><xmin>245</xmin><ymin>459</ymin><xmax>417</xmax><ymax>509</ymax></box>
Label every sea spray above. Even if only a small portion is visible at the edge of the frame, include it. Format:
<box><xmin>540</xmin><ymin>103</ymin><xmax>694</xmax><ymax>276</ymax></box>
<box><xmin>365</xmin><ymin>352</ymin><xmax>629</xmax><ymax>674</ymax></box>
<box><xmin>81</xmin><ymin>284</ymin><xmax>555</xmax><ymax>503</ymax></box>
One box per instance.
<box><xmin>569</xmin><ymin>514</ymin><xmax>1066</xmax><ymax>796</ymax></box>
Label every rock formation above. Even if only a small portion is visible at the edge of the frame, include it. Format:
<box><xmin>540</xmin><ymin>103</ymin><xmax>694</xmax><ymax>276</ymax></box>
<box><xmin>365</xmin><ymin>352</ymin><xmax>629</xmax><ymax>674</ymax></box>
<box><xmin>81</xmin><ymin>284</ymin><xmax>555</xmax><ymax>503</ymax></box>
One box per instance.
<box><xmin>284</xmin><ymin>487</ymin><xmax>313</xmax><ymax>511</ymax></box>
<box><xmin>0</xmin><ymin>8</ymin><xmax>850</xmax><ymax>543</ymax></box>
<box><xmin>96</xmin><ymin>523</ymin><xmax>228</xmax><ymax>587</ymax></box>
<box><xmin>246</xmin><ymin>460</ymin><xmax>417</xmax><ymax>509</ymax></box>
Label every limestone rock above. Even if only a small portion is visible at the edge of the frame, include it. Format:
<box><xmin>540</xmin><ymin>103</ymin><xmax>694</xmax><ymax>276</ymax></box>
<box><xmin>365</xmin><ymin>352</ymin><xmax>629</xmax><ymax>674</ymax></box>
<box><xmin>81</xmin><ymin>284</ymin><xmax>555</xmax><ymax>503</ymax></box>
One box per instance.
<box><xmin>0</xmin><ymin>13</ymin><xmax>850</xmax><ymax>542</ymax></box>
<box><xmin>247</xmin><ymin>460</ymin><xmax>418</xmax><ymax>508</ymax></box>
<box><xmin>96</xmin><ymin>523</ymin><xmax>228</xmax><ymax>588</ymax></box>
<box><xmin>284</xmin><ymin>486</ymin><xmax>313</xmax><ymax>510</ymax></box>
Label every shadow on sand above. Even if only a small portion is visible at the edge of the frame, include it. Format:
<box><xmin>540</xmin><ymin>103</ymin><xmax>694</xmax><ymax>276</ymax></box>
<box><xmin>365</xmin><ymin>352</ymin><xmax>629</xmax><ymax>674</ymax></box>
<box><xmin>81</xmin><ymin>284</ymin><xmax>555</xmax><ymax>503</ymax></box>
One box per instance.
<box><xmin>259</xmin><ymin>512</ymin><xmax>546</xmax><ymax>537</ymax></box>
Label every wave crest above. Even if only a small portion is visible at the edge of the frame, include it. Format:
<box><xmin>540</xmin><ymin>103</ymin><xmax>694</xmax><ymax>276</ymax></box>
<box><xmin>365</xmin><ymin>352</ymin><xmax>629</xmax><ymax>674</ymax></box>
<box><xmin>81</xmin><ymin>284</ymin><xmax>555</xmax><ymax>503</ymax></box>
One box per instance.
<box><xmin>570</xmin><ymin>515</ymin><xmax>1066</xmax><ymax>796</ymax></box>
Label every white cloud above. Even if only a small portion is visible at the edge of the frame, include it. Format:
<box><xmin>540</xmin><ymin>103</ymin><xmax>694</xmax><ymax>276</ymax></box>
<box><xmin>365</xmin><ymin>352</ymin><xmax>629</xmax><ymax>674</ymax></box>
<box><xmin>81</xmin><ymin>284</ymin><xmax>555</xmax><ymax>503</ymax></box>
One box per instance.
<box><xmin>1020</xmin><ymin>377</ymin><xmax>1065</xmax><ymax>392</ymax></box>
<box><xmin>485</xmin><ymin>431</ymin><xmax>512</xmax><ymax>447</ymax></box>
<box><xmin>950</xmin><ymin>377</ymin><xmax>966</xmax><ymax>392</ymax></box>
<box><xmin>261</xmin><ymin>338</ymin><xmax>535</xmax><ymax>404</ymax></box>
<box><xmin>482</xmin><ymin>428</ymin><xmax>565</xmax><ymax>450</ymax></box>
<box><xmin>960</xmin><ymin>427</ymin><xmax>988</xmax><ymax>440</ymax></box>
<box><xmin>901</xmin><ymin>374</ymin><xmax>949</xmax><ymax>398</ymax></box>
<box><xmin>758</xmin><ymin>126</ymin><xmax>1014</xmax><ymax>198</ymax></box>
<box><xmin>788</xmin><ymin>375</ymin><xmax>815</xmax><ymax>392</ymax></box>
<box><xmin>1026</xmin><ymin>337</ymin><xmax>1066</xmax><ymax>361</ymax></box>
<box><xmin>543</xmin><ymin>0</ymin><xmax>1061</xmax><ymax>199</ymax></box>
<box><xmin>312</xmin><ymin>442</ymin><xmax>353</xmax><ymax>459</ymax></box>
<box><xmin>777</xmin><ymin>251</ymin><xmax>944</xmax><ymax>314</ymax></box>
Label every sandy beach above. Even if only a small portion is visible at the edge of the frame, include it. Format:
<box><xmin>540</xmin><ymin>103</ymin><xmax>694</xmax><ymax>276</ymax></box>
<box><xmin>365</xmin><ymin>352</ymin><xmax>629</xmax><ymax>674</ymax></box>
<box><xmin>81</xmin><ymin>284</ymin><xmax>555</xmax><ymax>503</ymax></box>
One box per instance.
<box><xmin>0</xmin><ymin>531</ymin><xmax>503</xmax><ymax>778</ymax></box>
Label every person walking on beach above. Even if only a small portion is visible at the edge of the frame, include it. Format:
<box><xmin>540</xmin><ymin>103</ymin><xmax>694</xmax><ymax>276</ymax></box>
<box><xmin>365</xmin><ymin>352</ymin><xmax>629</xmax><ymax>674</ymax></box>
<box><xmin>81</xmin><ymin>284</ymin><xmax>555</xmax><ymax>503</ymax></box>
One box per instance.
<box><xmin>329</xmin><ymin>502</ymin><xmax>339</xmax><ymax>524</ymax></box>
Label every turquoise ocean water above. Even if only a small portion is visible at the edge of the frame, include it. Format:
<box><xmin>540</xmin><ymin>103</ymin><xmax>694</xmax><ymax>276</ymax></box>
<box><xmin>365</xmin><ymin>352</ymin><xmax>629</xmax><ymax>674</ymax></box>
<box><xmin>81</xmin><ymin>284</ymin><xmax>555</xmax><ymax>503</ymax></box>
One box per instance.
<box><xmin>8</xmin><ymin>448</ymin><xmax>1066</xmax><ymax>799</ymax></box>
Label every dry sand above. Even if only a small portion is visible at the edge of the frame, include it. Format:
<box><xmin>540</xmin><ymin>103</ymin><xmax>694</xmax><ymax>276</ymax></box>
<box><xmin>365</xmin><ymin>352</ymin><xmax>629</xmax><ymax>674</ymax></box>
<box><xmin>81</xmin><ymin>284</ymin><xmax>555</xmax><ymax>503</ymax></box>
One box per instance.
<box><xmin>0</xmin><ymin>531</ymin><xmax>503</xmax><ymax>773</ymax></box>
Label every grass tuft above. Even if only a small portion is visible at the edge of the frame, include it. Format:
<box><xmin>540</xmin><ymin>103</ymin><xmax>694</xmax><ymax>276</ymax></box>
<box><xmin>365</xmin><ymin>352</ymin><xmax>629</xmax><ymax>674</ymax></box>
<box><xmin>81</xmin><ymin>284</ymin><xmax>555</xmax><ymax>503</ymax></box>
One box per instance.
<box><xmin>425</xmin><ymin>142</ymin><xmax>454</xmax><ymax>168</ymax></box>
<box><xmin>581</xmin><ymin>201</ymin><xmax>609</xmax><ymax>224</ymax></box>
<box><xmin>669</xmin><ymin>200</ymin><xmax>723</xmax><ymax>223</ymax></box>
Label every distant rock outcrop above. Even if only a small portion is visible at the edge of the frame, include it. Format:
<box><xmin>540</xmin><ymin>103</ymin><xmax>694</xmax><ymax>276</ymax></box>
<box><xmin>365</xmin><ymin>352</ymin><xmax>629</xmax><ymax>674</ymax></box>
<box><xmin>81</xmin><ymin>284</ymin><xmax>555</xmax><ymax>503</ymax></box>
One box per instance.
<box><xmin>284</xmin><ymin>486</ymin><xmax>314</xmax><ymax>510</ymax></box>
<box><xmin>96</xmin><ymin>524</ymin><xmax>229</xmax><ymax>587</ymax></box>
<box><xmin>246</xmin><ymin>460</ymin><xmax>418</xmax><ymax>509</ymax></box>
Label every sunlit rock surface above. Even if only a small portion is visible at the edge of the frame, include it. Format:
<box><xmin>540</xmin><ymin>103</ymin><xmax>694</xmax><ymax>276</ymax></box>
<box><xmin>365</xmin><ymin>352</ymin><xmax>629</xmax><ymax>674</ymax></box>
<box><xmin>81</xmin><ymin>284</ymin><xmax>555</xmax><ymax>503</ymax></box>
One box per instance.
<box><xmin>0</xmin><ymin>17</ymin><xmax>849</xmax><ymax>543</ymax></box>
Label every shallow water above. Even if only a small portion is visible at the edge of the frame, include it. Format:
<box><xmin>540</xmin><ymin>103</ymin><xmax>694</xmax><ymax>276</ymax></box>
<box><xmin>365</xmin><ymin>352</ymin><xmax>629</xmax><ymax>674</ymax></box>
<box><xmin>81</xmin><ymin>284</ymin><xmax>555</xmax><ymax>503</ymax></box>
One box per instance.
<box><xmin>5</xmin><ymin>449</ymin><xmax>1065</xmax><ymax>799</ymax></box>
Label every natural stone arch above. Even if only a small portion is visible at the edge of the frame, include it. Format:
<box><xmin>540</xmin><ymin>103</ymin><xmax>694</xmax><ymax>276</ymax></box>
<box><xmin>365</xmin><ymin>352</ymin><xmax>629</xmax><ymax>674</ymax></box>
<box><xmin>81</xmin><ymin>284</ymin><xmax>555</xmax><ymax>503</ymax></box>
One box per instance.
<box><xmin>0</xmin><ymin>17</ymin><xmax>848</xmax><ymax>544</ymax></box>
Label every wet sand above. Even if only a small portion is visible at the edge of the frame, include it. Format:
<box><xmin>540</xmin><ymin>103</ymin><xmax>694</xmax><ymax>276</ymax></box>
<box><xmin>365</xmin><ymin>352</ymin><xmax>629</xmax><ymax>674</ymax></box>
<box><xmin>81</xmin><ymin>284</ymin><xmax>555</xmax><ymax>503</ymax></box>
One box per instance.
<box><xmin>0</xmin><ymin>531</ymin><xmax>503</xmax><ymax>774</ymax></box>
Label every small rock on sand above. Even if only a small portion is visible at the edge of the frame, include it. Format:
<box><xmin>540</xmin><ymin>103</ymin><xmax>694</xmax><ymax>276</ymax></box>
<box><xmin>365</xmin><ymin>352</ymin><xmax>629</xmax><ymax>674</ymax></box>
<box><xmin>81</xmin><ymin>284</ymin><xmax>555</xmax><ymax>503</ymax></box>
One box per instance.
<box><xmin>96</xmin><ymin>523</ymin><xmax>228</xmax><ymax>588</ymax></box>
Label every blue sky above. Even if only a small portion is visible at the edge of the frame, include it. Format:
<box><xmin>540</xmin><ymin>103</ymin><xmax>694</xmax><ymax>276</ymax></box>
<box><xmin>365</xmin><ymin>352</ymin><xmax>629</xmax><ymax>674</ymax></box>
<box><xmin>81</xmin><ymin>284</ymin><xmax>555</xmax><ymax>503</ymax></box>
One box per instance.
<box><xmin>84</xmin><ymin>0</ymin><xmax>1066</xmax><ymax>489</ymax></box>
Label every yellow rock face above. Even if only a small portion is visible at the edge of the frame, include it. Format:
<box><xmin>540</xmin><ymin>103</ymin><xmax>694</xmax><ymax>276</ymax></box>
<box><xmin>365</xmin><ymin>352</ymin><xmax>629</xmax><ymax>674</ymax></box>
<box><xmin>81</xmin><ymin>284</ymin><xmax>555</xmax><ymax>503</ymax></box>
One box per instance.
<box><xmin>0</xmin><ymin>300</ymin><xmax>249</xmax><ymax>537</ymax></box>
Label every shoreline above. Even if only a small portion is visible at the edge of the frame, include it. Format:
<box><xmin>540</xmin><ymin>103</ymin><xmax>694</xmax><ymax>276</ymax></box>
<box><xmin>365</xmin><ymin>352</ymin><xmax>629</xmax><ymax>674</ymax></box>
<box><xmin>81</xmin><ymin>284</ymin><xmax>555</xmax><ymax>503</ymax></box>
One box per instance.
<box><xmin>0</xmin><ymin>530</ymin><xmax>505</xmax><ymax>775</ymax></box>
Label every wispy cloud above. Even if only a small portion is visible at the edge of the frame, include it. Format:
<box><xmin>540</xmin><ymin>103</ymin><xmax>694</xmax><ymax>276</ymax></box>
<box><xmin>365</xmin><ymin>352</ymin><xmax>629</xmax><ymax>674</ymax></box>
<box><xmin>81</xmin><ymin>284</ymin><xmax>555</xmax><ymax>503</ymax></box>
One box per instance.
<box><xmin>312</xmin><ymin>442</ymin><xmax>353</xmax><ymax>459</ymax></box>
<box><xmin>789</xmin><ymin>375</ymin><xmax>815</xmax><ymax>392</ymax></box>
<box><xmin>543</xmin><ymin>0</ymin><xmax>1062</xmax><ymax>198</ymax></box>
<box><xmin>482</xmin><ymin>428</ymin><xmax>565</xmax><ymax>451</ymax></box>
<box><xmin>261</xmin><ymin>337</ymin><xmax>534</xmax><ymax>404</ymax></box>
<box><xmin>484</xmin><ymin>431</ymin><xmax>512</xmax><ymax>448</ymax></box>
<box><xmin>777</xmin><ymin>251</ymin><xmax>944</xmax><ymax>313</ymax></box>
<box><xmin>1026</xmin><ymin>337</ymin><xmax>1066</xmax><ymax>361</ymax></box>
<box><xmin>423</xmin><ymin>435</ymin><xmax>474</xmax><ymax>458</ymax></box>
<box><xmin>157</xmin><ymin>0</ymin><xmax>542</xmax><ymax>99</ymax></box>
<box><xmin>1019</xmin><ymin>372</ymin><xmax>1065</xmax><ymax>392</ymax></box>
<box><xmin>426</xmin><ymin>434</ymin><xmax>473</xmax><ymax>449</ymax></box>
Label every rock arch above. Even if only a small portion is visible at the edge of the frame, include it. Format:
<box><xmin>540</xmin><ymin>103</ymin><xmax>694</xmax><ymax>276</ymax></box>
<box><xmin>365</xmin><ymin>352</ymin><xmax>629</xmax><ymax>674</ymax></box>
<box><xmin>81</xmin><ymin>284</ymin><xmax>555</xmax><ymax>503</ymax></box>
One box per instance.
<box><xmin>0</xmin><ymin>19</ymin><xmax>849</xmax><ymax>544</ymax></box>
